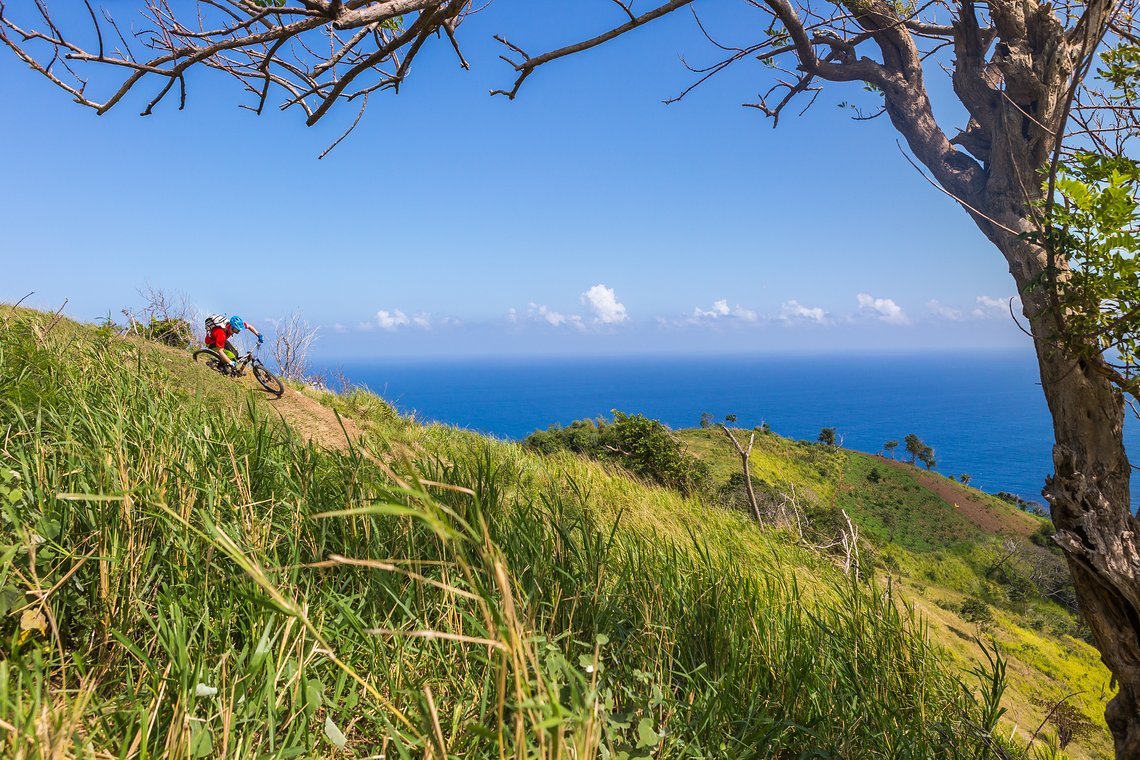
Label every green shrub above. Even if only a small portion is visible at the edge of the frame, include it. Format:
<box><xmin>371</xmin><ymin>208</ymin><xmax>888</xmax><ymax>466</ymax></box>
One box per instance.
<box><xmin>145</xmin><ymin>317</ymin><xmax>193</xmax><ymax>347</ymax></box>
<box><xmin>94</xmin><ymin>313</ymin><xmax>122</xmax><ymax>341</ymax></box>
<box><xmin>992</xmin><ymin>561</ymin><xmax>1036</xmax><ymax>603</ymax></box>
<box><xmin>525</xmin><ymin>411</ymin><xmax>710</xmax><ymax>495</ymax></box>
<box><xmin>960</xmin><ymin>596</ymin><xmax>996</xmax><ymax>626</ymax></box>
<box><xmin>716</xmin><ymin>471</ymin><xmax>782</xmax><ymax>516</ymax></box>
<box><xmin>1030</xmin><ymin>521</ymin><xmax>1057</xmax><ymax>548</ymax></box>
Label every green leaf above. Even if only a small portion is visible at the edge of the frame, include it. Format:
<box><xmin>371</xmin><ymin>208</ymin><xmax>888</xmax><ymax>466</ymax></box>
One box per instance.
<box><xmin>636</xmin><ymin>717</ymin><xmax>659</xmax><ymax>749</ymax></box>
<box><xmin>37</xmin><ymin>518</ymin><xmax>60</xmax><ymax>540</ymax></box>
<box><xmin>0</xmin><ymin>587</ymin><xmax>24</xmax><ymax>616</ymax></box>
<box><xmin>189</xmin><ymin>723</ymin><xmax>213</xmax><ymax>758</ymax></box>
<box><xmin>324</xmin><ymin>715</ymin><xmax>347</xmax><ymax>748</ymax></box>
<box><xmin>304</xmin><ymin>677</ymin><xmax>325</xmax><ymax>715</ymax></box>
<box><xmin>465</xmin><ymin>722</ymin><xmax>498</xmax><ymax>740</ymax></box>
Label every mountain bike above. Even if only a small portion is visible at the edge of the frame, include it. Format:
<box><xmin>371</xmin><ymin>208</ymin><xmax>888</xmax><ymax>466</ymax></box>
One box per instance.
<box><xmin>193</xmin><ymin>346</ymin><xmax>285</xmax><ymax>398</ymax></box>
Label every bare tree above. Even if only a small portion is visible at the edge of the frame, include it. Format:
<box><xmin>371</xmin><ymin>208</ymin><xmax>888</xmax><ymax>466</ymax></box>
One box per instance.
<box><xmin>123</xmin><ymin>285</ymin><xmax>197</xmax><ymax>346</ymax></box>
<box><xmin>774</xmin><ymin>482</ymin><xmax>806</xmax><ymax>540</ymax></box>
<box><xmin>1027</xmin><ymin>544</ymin><xmax>1080</xmax><ymax>611</ymax></box>
<box><xmin>4</xmin><ymin>0</ymin><xmax>1140</xmax><ymax>751</ymax></box>
<box><xmin>271</xmin><ymin>310</ymin><xmax>320</xmax><ymax>381</ymax></box>
<box><xmin>719</xmin><ymin>424</ymin><xmax>762</xmax><ymax>525</ymax></box>
<box><xmin>139</xmin><ymin>285</ymin><xmax>192</xmax><ymax>323</ymax></box>
<box><xmin>984</xmin><ymin>538</ymin><xmax>1022</xmax><ymax>579</ymax></box>
<box><xmin>839</xmin><ymin>509</ymin><xmax>861</xmax><ymax>581</ymax></box>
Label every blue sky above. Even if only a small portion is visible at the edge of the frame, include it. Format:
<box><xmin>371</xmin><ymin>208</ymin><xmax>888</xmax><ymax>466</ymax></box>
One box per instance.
<box><xmin>0</xmin><ymin>1</ymin><xmax>1028</xmax><ymax>359</ymax></box>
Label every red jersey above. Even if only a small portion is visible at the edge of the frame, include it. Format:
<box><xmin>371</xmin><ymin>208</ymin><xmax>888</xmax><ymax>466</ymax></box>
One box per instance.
<box><xmin>206</xmin><ymin>325</ymin><xmax>230</xmax><ymax>350</ymax></box>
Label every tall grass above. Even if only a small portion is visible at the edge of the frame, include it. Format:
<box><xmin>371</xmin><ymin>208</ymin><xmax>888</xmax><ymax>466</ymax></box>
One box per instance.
<box><xmin>0</xmin><ymin>312</ymin><xmax>1016</xmax><ymax>758</ymax></box>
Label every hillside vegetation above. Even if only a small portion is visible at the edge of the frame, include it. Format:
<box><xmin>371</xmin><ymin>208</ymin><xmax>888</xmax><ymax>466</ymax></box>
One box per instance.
<box><xmin>674</xmin><ymin>428</ymin><xmax>1109</xmax><ymax>755</ymax></box>
<box><xmin>0</xmin><ymin>308</ymin><xmax>1111</xmax><ymax>758</ymax></box>
<box><xmin>526</xmin><ymin>415</ymin><xmax>1111</xmax><ymax>757</ymax></box>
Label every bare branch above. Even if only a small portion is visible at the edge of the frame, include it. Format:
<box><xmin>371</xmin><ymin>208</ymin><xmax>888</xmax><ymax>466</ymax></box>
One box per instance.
<box><xmin>272</xmin><ymin>310</ymin><xmax>320</xmax><ymax>381</ymax></box>
<box><xmin>0</xmin><ymin>0</ymin><xmax>473</xmax><ymax>126</ymax></box>
<box><xmin>490</xmin><ymin>0</ymin><xmax>695</xmax><ymax>100</ymax></box>
<box><xmin>320</xmin><ymin>91</ymin><xmax>369</xmax><ymax>158</ymax></box>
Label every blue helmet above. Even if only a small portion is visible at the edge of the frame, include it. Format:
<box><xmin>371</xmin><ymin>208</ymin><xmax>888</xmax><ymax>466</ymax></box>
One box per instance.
<box><xmin>229</xmin><ymin>315</ymin><xmax>245</xmax><ymax>332</ymax></box>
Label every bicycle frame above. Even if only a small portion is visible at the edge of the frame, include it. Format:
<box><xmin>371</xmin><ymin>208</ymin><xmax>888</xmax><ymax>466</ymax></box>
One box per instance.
<box><xmin>193</xmin><ymin>343</ymin><xmax>283</xmax><ymax>398</ymax></box>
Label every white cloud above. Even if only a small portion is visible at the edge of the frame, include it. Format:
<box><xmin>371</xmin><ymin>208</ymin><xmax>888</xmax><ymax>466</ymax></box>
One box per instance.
<box><xmin>581</xmin><ymin>284</ymin><xmax>628</xmax><ymax>324</ymax></box>
<box><xmin>779</xmin><ymin>300</ymin><xmax>828</xmax><ymax>324</ymax></box>
<box><xmin>688</xmin><ymin>299</ymin><xmax>759</xmax><ymax>324</ymax></box>
<box><xmin>857</xmin><ymin>293</ymin><xmax>909</xmax><ymax>325</ymax></box>
<box><xmin>684</xmin><ymin>296</ymin><xmax>756</xmax><ymax>323</ymax></box>
<box><xmin>732</xmin><ymin>305</ymin><xmax>759</xmax><ymax>322</ymax></box>
<box><xmin>692</xmin><ymin>299</ymin><xmax>731</xmax><ymax>320</ymax></box>
<box><xmin>926</xmin><ymin>300</ymin><xmax>963</xmax><ymax>321</ymax></box>
<box><xmin>376</xmin><ymin>309</ymin><xmax>411</xmax><ymax>330</ymax></box>
<box><xmin>374</xmin><ymin>309</ymin><xmax>435</xmax><ymax>330</ymax></box>
<box><xmin>332</xmin><ymin>322</ymin><xmax>348</xmax><ymax>333</ymax></box>
<box><xmin>973</xmin><ymin>295</ymin><xmax>1019</xmax><ymax>319</ymax></box>
<box><xmin>528</xmin><ymin>302</ymin><xmax>568</xmax><ymax>327</ymax></box>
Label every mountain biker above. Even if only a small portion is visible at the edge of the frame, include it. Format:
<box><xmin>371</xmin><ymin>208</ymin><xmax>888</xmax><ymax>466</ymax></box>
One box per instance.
<box><xmin>204</xmin><ymin>314</ymin><xmax>264</xmax><ymax>374</ymax></box>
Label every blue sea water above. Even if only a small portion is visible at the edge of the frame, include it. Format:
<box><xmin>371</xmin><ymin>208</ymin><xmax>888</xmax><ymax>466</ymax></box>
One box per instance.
<box><xmin>328</xmin><ymin>352</ymin><xmax>1140</xmax><ymax>509</ymax></box>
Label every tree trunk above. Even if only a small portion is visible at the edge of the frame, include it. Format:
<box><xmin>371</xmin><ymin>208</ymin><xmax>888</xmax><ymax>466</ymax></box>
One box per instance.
<box><xmin>980</xmin><ymin>200</ymin><xmax>1139</xmax><ymax>755</ymax></box>
<box><xmin>720</xmin><ymin>425</ymin><xmax>763</xmax><ymax>525</ymax></box>
<box><xmin>1036</xmin><ymin>341</ymin><xmax>1139</xmax><ymax>756</ymax></box>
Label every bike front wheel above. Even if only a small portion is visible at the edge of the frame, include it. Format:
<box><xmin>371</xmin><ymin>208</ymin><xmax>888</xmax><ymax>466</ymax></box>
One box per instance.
<box><xmin>252</xmin><ymin>364</ymin><xmax>285</xmax><ymax>397</ymax></box>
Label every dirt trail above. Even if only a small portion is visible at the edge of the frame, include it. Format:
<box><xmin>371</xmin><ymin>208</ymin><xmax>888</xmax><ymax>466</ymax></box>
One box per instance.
<box><xmin>143</xmin><ymin>337</ymin><xmax>364</xmax><ymax>454</ymax></box>
<box><xmin>879</xmin><ymin>458</ymin><xmax>1039</xmax><ymax>537</ymax></box>
<box><xmin>262</xmin><ymin>385</ymin><xmax>363</xmax><ymax>453</ymax></box>
<box><xmin>152</xmin><ymin>338</ymin><xmax>417</xmax><ymax>480</ymax></box>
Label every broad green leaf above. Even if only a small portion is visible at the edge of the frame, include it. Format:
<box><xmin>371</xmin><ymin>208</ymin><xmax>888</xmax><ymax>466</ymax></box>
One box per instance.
<box><xmin>0</xmin><ymin>587</ymin><xmax>23</xmax><ymax>615</ymax></box>
<box><xmin>189</xmin><ymin>724</ymin><xmax>213</xmax><ymax>758</ymax></box>
<box><xmin>305</xmin><ymin>677</ymin><xmax>325</xmax><ymax>715</ymax></box>
<box><xmin>324</xmin><ymin>715</ymin><xmax>347</xmax><ymax>748</ymax></box>
<box><xmin>636</xmin><ymin>717</ymin><xmax>659</xmax><ymax>749</ymax></box>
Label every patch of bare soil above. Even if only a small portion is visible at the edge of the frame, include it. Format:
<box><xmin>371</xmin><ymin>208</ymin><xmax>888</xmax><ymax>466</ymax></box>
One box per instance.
<box><xmin>880</xmin><ymin>458</ymin><xmax>1039</xmax><ymax>537</ymax></box>
<box><xmin>259</xmin><ymin>385</ymin><xmax>363</xmax><ymax>453</ymax></box>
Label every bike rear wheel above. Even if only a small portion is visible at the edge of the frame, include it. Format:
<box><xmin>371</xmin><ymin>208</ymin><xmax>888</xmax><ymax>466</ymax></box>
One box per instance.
<box><xmin>252</xmin><ymin>364</ymin><xmax>285</xmax><ymax>397</ymax></box>
<box><xmin>193</xmin><ymin>348</ymin><xmax>229</xmax><ymax>374</ymax></box>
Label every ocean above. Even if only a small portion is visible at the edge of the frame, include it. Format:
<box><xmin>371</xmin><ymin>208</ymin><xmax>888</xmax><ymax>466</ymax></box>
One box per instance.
<box><xmin>327</xmin><ymin>352</ymin><xmax>1140</xmax><ymax>509</ymax></box>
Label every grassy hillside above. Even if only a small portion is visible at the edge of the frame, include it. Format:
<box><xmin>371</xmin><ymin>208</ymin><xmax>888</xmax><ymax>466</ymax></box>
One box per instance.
<box><xmin>0</xmin><ymin>307</ymin><xmax>1110</xmax><ymax>758</ymax></box>
<box><xmin>676</xmin><ymin>427</ymin><xmax>1111</xmax><ymax>758</ymax></box>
